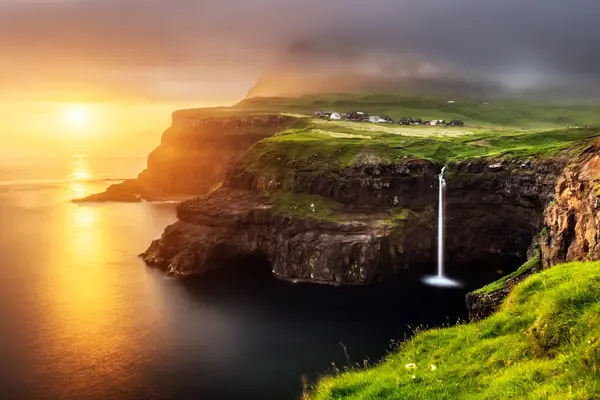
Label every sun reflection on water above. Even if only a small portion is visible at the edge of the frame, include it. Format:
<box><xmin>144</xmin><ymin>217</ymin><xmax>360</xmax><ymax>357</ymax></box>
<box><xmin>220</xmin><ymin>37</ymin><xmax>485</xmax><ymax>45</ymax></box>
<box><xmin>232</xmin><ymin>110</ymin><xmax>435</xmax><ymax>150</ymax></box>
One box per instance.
<box><xmin>69</xmin><ymin>154</ymin><xmax>93</xmax><ymax>199</ymax></box>
<box><xmin>45</xmin><ymin>154</ymin><xmax>135</xmax><ymax>392</ymax></box>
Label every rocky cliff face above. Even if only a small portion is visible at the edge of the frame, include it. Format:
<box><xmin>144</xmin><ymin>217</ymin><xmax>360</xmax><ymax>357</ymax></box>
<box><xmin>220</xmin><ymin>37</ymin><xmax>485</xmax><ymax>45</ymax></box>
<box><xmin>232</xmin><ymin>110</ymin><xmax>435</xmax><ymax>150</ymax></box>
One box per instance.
<box><xmin>141</xmin><ymin>151</ymin><xmax>566</xmax><ymax>284</ymax></box>
<box><xmin>466</xmin><ymin>140</ymin><xmax>600</xmax><ymax>320</ymax></box>
<box><xmin>76</xmin><ymin>115</ymin><xmax>299</xmax><ymax>202</ymax></box>
<box><xmin>142</xmin><ymin>190</ymin><xmax>401</xmax><ymax>283</ymax></box>
<box><xmin>541</xmin><ymin>142</ymin><xmax>600</xmax><ymax>267</ymax></box>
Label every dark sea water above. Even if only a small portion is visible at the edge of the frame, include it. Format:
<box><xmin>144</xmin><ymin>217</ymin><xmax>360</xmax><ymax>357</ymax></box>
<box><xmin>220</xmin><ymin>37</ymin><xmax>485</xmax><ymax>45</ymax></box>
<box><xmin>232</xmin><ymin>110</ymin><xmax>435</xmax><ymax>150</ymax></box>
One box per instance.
<box><xmin>0</xmin><ymin>155</ymin><xmax>513</xmax><ymax>400</ymax></box>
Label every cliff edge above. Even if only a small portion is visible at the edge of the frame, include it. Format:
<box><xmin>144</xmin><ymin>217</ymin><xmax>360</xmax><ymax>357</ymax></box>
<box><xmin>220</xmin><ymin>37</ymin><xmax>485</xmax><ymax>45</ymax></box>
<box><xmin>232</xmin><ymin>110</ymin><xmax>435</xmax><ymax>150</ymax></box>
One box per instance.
<box><xmin>139</xmin><ymin>117</ymin><xmax>599</xmax><ymax>284</ymax></box>
<box><xmin>76</xmin><ymin>114</ymin><xmax>300</xmax><ymax>202</ymax></box>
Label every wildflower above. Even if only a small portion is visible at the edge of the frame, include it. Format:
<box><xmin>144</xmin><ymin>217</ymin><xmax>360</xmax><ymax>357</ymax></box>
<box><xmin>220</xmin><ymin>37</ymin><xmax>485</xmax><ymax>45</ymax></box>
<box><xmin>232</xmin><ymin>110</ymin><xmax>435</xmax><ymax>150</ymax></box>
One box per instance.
<box><xmin>405</xmin><ymin>363</ymin><xmax>417</xmax><ymax>370</ymax></box>
<box><xmin>411</xmin><ymin>375</ymin><xmax>416</xmax><ymax>379</ymax></box>
<box><xmin>430</xmin><ymin>365</ymin><xmax>437</xmax><ymax>371</ymax></box>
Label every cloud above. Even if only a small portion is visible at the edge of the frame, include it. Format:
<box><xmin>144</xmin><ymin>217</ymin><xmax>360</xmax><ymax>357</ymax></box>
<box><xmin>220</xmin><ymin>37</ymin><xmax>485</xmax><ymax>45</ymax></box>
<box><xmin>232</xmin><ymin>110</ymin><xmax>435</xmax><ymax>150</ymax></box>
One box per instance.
<box><xmin>1</xmin><ymin>0</ymin><xmax>600</xmax><ymax>102</ymax></box>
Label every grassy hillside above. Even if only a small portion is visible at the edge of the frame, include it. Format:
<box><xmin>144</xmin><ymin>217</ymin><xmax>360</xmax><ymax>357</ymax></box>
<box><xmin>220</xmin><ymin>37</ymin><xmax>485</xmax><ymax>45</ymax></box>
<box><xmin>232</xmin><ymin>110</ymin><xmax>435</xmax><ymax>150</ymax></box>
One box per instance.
<box><xmin>308</xmin><ymin>260</ymin><xmax>600</xmax><ymax>400</ymax></box>
<box><xmin>175</xmin><ymin>93</ymin><xmax>600</xmax><ymax>128</ymax></box>
<box><xmin>238</xmin><ymin>121</ymin><xmax>600</xmax><ymax>184</ymax></box>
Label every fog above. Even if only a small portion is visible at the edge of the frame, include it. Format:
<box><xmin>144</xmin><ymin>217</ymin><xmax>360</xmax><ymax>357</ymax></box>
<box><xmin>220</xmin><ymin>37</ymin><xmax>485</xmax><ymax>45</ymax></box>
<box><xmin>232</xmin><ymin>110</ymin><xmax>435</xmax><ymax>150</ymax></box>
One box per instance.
<box><xmin>2</xmin><ymin>0</ymin><xmax>600</xmax><ymax>101</ymax></box>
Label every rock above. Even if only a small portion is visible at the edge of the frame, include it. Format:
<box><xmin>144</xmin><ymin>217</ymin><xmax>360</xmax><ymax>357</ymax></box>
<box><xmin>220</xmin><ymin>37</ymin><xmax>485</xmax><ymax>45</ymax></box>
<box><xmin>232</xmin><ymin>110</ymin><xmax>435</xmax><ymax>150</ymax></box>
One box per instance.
<box><xmin>141</xmin><ymin>154</ymin><xmax>567</xmax><ymax>284</ymax></box>
<box><xmin>488</xmin><ymin>162</ymin><xmax>503</xmax><ymax>171</ymax></box>
<box><xmin>466</xmin><ymin>139</ymin><xmax>600</xmax><ymax>321</ymax></box>
<box><xmin>541</xmin><ymin>142</ymin><xmax>600</xmax><ymax>267</ymax></box>
<box><xmin>465</xmin><ymin>255</ymin><xmax>542</xmax><ymax>321</ymax></box>
<box><xmin>140</xmin><ymin>189</ymin><xmax>409</xmax><ymax>284</ymax></box>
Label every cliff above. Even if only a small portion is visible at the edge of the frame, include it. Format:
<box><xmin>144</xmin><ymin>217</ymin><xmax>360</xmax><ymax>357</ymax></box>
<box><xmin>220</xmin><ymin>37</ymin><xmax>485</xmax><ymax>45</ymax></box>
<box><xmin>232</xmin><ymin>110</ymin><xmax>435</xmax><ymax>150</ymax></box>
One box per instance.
<box><xmin>141</xmin><ymin>156</ymin><xmax>562</xmax><ymax>283</ymax></box>
<box><xmin>466</xmin><ymin>140</ymin><xmax>600</xmax><ymax>320</ymax></box>
<box><xmin>140</xmin><ymin>120</ymin><xmax>593</xmax><ymax>283</ymax></box>
<box><xmin>76</xmin><ymin>114</ymin><xmax>300</xmax><ymax>202</ymax></box>
<box><xmin>541</xmin><ymin>142</ymin><xmax>600</xmax><ymax>267</ymax></box>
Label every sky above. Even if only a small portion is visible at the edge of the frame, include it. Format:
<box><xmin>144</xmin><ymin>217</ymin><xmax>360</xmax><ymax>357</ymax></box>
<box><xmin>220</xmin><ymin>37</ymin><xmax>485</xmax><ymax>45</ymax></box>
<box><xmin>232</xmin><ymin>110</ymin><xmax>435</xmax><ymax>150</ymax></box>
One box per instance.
<box><xmin>1</xmin><ymin>0</ymin><xmax>599</xmax><ymax>155</ymax></box>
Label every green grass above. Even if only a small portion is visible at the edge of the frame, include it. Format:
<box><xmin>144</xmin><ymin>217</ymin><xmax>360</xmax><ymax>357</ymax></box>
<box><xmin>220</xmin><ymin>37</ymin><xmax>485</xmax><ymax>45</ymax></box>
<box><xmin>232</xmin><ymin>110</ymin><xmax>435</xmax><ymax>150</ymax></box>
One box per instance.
<box><xmin>309</xmin><ymin>260</ymin><xmax>600</xmax><ymax>400</ymax></box>
<box><xmin>474</xmin><ymin>255</ymin><xmax>541</xmax><ymax>295</ymax></box>
<box><xmin>175</xmin><ymin>93</ymin><xmax>600</xmax><ymax>128</ymax></box>
<box><xmin>382</xmin><ymin>208</ymin><xmax>418</xmax><ymax>227</ymax></box>
<box><xmin>239</xmin><ymin>123</ymin><xmax>600</xmax><ymax>187</ymax></box>
<box><xmin>270</xmin><ymin>191</ymin><xmax>339</xmax><ymax>222</ymax></box>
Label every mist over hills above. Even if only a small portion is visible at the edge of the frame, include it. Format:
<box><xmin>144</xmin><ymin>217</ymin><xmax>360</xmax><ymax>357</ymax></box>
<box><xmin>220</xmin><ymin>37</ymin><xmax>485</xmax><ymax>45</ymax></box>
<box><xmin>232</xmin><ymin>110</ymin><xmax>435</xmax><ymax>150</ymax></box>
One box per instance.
<box><xmin>244</xmin><ymin>40</ymin><xmax>600</xmax><ymax>103</ymax></box>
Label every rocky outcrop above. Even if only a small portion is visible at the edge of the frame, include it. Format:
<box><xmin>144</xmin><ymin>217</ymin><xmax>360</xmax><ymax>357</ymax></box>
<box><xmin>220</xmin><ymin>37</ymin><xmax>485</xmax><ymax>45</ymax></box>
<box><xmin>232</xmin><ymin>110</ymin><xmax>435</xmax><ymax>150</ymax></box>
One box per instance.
<box><xmin>465</xmin><ymin>255</ymin><xmax>542</xmax><ymax>321</ymax></box>
<box><xmin>466</xmin><ymin>139</ymin><xmax>600</xmax><ymax>321</ymax></box>
<box><xmin>142</xmin><ymin>190</ymin><xmax>407</xmax><ymax>283</ymax></box>
<box><xmin>141</xmin><ymin>153</ymin><xmax>567</xmax><ymax>284</ymax></box>
<box><xmin>541</xmin><ymin>142</ymin><xmax>600</xmax><ymax>267</ymax></box>
<box><xmin>76</xmin><ymin>115</ymin><xmax>299</xmax><ymax>202</ymax></box>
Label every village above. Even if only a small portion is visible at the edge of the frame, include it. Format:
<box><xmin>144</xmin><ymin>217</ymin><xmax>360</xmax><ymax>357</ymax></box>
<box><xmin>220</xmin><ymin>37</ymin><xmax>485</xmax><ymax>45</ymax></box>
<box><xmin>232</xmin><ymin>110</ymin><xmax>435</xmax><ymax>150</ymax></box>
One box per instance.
<box><xmin>313</xmin><ymin>110</ymin><xmax>465</xmax><ymax>126</ymax></box>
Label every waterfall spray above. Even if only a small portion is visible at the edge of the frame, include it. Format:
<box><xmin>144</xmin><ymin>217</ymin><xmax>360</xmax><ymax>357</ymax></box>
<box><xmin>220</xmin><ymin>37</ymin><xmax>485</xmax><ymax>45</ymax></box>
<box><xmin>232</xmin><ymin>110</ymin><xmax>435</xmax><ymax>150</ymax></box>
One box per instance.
<box><xmin>423</xmin><ymin>166</ymin><xmax>460</xmax><ymax>288</ymax></box>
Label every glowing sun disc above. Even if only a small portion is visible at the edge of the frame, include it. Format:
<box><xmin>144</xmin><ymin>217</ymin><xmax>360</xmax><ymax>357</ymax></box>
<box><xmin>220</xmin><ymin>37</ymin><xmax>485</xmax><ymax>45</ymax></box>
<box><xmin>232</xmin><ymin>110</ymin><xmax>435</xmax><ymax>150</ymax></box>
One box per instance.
<box><xmin>64</xmin><ymin>107</ymin><xmax>89</xmax><ymax>127</ymax></box>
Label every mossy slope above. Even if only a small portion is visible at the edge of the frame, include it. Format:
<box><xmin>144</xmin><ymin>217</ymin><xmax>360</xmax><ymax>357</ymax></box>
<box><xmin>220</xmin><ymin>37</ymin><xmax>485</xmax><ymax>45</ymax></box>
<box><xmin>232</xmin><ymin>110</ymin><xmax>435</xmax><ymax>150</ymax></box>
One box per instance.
<box><xmin>310</xmin><ymin>261</ymin><xmax>600</xmax><ymax>400</ymax></box>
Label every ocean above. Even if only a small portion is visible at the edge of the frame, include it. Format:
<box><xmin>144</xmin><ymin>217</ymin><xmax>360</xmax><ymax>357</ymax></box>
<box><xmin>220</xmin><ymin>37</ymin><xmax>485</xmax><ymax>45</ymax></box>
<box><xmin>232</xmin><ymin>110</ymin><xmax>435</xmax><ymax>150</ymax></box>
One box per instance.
<box><xmin>0</xmin><ymin>155</ymin><xmax>492</xmax><ymax>400</ymax></box>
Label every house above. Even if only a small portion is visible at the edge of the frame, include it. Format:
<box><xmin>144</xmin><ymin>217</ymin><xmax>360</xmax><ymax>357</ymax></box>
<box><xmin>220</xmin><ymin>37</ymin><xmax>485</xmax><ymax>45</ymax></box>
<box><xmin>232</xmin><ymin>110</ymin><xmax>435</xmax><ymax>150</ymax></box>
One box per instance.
<box><xmin>368</xmin><ymin>116</ymin><xmax>389</xmax><ymax>123</ymax></box>
<box><xmin>398</xmin><ymin>117</ymin><xmax>422</xmax><ymax>125</ymax></box>
<box><xmin>330</xmin><ymin>112</ymin><xmax>342</xmax><ymax>120</ymax></box>
<box><xmin>429</xmin><ymin>119</ymin><xmax>446</xmax><ymax>126</ymax></box>
<box><xmin>314</xmin><ymin>111</ymin><xmax>334</xmax><ymax>119</ymax></box>
<box><xmin>346</xmin><ymin>111</ymin><xmax>369</xmax><ymax>122</ymax></box>
<box><xmin>447</xmin><ymin>120</ymin><xmax>464</xmax><ymax>126</ymax></box>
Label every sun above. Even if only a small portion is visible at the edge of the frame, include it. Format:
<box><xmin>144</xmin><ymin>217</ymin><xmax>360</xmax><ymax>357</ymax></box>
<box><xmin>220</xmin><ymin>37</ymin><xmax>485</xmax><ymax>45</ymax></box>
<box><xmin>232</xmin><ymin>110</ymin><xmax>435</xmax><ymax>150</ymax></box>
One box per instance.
<box><xmin>66</xmin><ymin>108</ymin><xmax>88</xmax><ymax>126</ymax></box>
<box><xmin>61</xmin><ymin>105</ymin><xmax>91</xmax><ymax>130</ymax></box>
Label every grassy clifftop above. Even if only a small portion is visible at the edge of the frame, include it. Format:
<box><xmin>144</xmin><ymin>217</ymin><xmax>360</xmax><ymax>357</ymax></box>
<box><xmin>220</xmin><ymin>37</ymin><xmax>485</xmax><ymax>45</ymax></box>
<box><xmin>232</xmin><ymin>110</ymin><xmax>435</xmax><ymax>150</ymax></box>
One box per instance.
<box><xmin>309</xmin><ymin>260</ymin><xmax>600</xmax><ymax>400</ymax></box>
<box><xmin>239</xmin><ymin>119</ymin><xmax>600</xmax><ymax>182</ymax></box>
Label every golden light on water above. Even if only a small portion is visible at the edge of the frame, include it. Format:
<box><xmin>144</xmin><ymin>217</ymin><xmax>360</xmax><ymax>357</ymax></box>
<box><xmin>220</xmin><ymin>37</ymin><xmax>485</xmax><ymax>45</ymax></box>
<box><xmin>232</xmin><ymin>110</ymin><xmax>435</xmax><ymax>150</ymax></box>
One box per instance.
<box><xmin>71</xmin><ymin>156</ymin><xmax>91</xmax><ymax>180</ymax></box>
<box><xmin>69</xmin><ymin>155</ymin><xmax>92</xmax><ymax>199</ymax></box>
<box><xmin>45</xmin><ymin>155</ymin><xmax>129</xmax><ymax>385</ymax></box>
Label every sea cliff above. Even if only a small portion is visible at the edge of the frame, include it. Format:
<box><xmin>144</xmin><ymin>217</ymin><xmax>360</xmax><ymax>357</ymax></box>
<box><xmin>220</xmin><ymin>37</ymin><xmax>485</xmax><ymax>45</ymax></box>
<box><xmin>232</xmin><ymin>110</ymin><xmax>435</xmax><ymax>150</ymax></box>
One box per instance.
<box><xmin>76</xmin><ymin>114</ymin><xmax>299</xmax><ymax>202</ymax></box>
<box><xmin>136</xmin><ymin>112</ymin><xmax>600</xmax><ymax>286</ymax></box>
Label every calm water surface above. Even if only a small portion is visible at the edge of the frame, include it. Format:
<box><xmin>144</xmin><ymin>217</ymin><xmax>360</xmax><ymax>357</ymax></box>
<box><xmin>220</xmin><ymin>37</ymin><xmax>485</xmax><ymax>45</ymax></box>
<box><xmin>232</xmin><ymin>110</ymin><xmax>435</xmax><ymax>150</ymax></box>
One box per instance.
<box><xmin>0</xmin><ymin>155</ymin><xmax>504</xmax><ymax>400</ymax></box>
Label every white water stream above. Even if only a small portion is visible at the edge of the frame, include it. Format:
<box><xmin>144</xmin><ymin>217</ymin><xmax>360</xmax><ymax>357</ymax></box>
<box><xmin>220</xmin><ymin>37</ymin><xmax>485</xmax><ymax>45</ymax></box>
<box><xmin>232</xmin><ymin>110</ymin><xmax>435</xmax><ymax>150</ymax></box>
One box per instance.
<box><xmin>423</xmin><ymin>166</ymin><xmax>460</xmax><ymax>288</ymax></box>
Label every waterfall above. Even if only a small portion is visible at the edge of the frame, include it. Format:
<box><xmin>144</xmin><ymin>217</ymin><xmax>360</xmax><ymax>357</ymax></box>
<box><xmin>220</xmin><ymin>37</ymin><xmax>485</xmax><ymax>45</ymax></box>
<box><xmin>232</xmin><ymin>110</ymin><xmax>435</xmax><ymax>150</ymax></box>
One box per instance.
<box><xmin>437</xmin><ymin>166</ymin><xmax>446</xmax><ymax>277</ymax></box>
<box><xmin>423</xmin><ymin>166</ymin><xmax>460</xmax><ymax>288</ymax></box>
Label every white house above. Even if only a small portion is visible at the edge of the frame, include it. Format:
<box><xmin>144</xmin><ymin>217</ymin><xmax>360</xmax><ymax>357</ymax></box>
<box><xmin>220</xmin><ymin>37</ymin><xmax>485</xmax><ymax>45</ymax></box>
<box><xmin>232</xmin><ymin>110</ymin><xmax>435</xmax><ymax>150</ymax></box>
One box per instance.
<box><xmin>368</xmin><ymin>116</ymin><xmax>387</xmax><ymax>123</ymax></box>
<box><xmin>330</xmin><ymin>112</ymin><xmax>342</xmax><ymax>120</ymax></box>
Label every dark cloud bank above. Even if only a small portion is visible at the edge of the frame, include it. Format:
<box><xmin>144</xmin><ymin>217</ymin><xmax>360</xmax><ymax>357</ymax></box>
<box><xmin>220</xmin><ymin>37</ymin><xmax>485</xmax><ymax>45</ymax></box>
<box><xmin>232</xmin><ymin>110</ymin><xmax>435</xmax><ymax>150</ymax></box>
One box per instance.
<box><xmin>2</xmin><ymin>0</ymin><xmax>600</xmax><ymax>101</ymax></box>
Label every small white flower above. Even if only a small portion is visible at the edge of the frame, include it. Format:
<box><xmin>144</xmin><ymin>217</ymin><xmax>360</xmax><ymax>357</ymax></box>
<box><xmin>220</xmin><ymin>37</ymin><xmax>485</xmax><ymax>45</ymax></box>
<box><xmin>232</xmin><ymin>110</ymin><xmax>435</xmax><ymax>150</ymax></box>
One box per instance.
<box><xmin>411</xmin><ymin>375</ymin><xmax>416</xmax><ymax>379</ymax></box>
<box><xmin>430</xmin><ymin>365</ymin><xmax>437</xmax><ymax>371</ymax></box>
<box><xmin>405</xmin><ymin>363</ymin><xmax>417</xmax><ymax>370</ymax></box>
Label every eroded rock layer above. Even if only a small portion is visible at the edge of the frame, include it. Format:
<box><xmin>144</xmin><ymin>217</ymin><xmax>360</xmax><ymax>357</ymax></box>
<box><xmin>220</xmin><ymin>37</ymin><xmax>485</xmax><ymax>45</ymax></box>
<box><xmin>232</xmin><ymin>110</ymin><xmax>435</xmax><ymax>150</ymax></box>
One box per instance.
<box><xmin>141</xmin><ymin>154</ymin><xmax>566</xmax><ymax>284</ymax></box>
<box><xmin>467</xmin><ymin>140</ymin><xmax>600</xmax><ymax>320</ymax></box>
<box><xmin>541</xmin><ymin>142</ymin><xmax>600</xmax><ymax>267</ymax></box>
